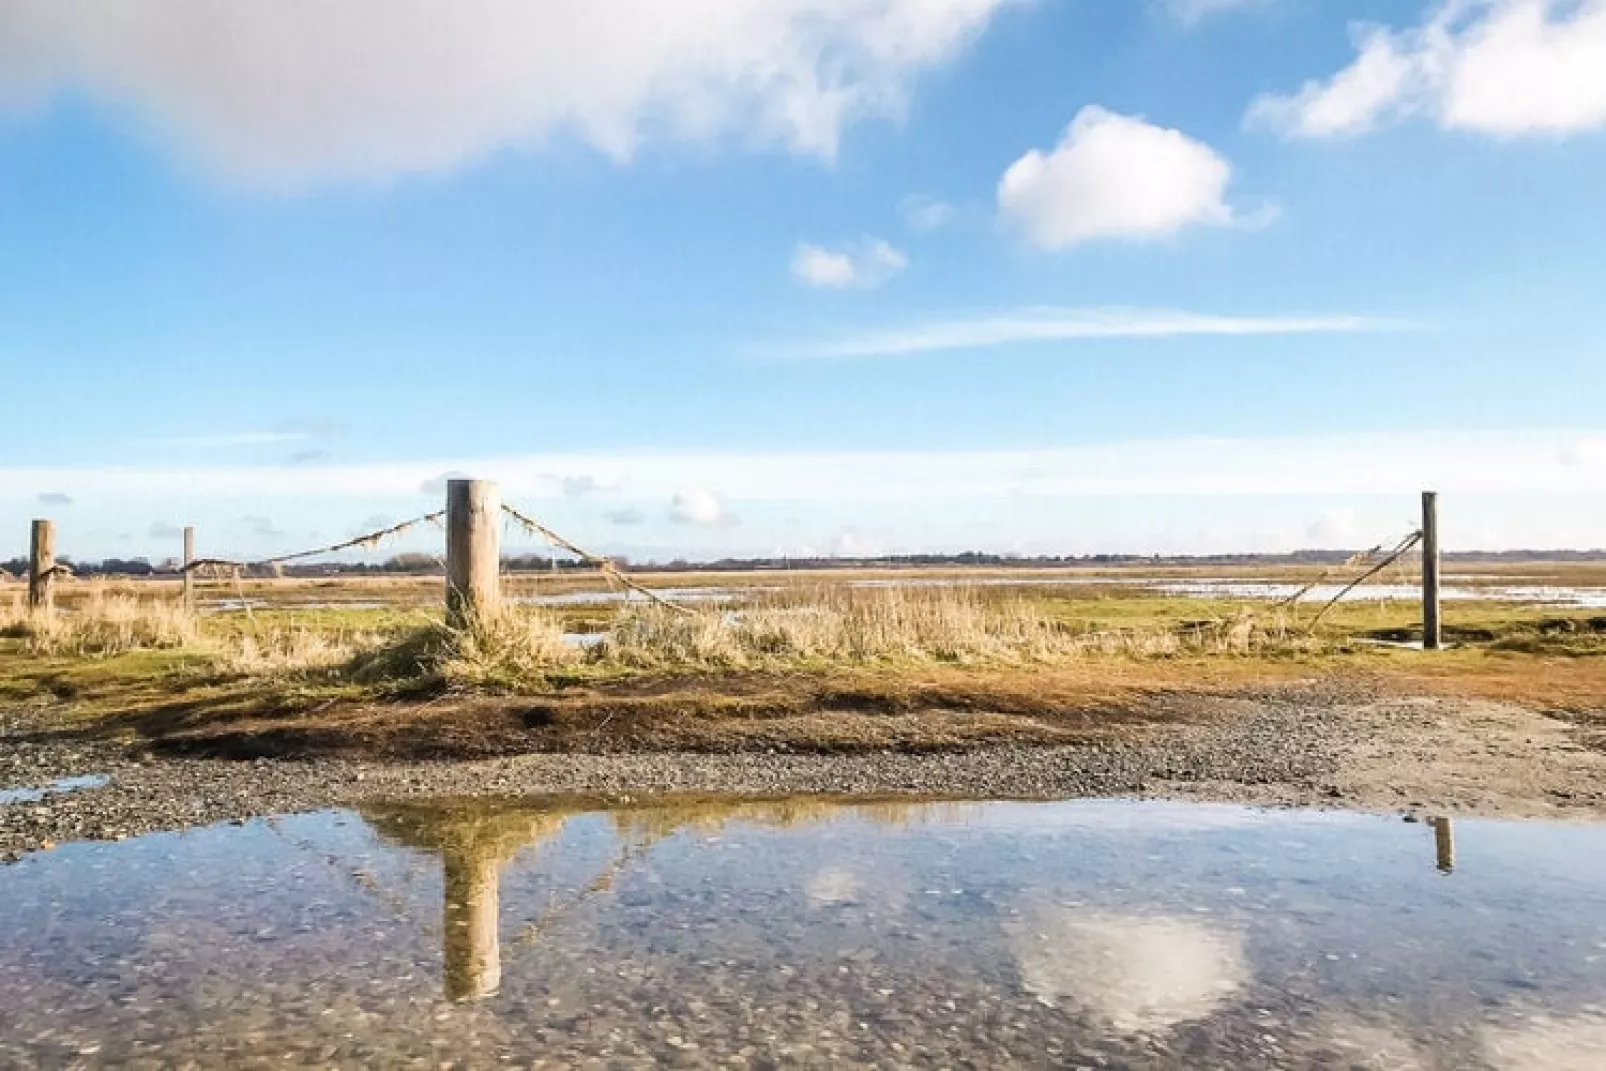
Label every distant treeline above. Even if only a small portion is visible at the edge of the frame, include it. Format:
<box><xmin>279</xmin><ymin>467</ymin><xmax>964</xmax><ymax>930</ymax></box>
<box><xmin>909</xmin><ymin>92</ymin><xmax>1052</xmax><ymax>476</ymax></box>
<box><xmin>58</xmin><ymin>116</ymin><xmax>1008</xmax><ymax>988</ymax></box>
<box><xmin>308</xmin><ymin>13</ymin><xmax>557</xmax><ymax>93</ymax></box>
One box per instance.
<box><xmin>7</xmin><ymin>547</ymin><xmax>1606</xmax><ymax>579</ymax></box>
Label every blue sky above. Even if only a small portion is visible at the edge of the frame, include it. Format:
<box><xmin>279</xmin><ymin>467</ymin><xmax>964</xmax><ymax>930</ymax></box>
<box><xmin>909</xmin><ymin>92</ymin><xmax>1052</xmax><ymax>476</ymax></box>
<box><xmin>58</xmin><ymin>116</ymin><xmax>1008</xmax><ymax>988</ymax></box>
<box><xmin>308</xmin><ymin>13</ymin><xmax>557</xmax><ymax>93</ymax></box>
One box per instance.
<box><xmin>2</xmin><ymin>0</ymin><xmax>1604</xmax><ymax>561</ymax></box>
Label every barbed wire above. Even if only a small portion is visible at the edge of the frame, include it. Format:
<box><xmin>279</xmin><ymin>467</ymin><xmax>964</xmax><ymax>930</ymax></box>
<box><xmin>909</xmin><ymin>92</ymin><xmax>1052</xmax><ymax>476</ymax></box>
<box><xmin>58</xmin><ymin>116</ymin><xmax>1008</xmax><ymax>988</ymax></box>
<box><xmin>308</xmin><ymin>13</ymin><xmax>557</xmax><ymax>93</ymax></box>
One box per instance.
<box><xmin>1305</xmin><ymin>529</ymin><xmax>1425</xmax><ymax>630</ymax></box>
<box><xmin>500</xmin><ymin>501</ymin><xmax>693</xmax><ymax>614</ymax></box>
<box><xmin>182</xmin><ymin>511</ymin><xmax>446</xmax><ymax>578</ymax></box>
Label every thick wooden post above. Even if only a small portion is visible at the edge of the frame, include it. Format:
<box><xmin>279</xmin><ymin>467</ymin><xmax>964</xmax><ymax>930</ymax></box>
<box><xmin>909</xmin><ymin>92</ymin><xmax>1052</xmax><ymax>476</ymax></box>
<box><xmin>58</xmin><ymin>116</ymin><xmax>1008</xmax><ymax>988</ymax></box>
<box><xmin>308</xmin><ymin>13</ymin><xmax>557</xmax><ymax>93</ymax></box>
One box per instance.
<box><xmin>182</xmin><ymin>526</ymin><xmax>196</xmax><ymax>612</ymax></box>
<box><xmin>446</xmin><ymin>479</ymin><xmax>501</xmax><ymax>629</ymax></box>
<box><xmin>28</xmin><ymin>519</ymin><xmax>55</xmax><ymax>612</ymax></box>
<box><xmin>1421</xmin><ymin>491</ymin><xmax>1441</xmax><ymax>650</ymax></box>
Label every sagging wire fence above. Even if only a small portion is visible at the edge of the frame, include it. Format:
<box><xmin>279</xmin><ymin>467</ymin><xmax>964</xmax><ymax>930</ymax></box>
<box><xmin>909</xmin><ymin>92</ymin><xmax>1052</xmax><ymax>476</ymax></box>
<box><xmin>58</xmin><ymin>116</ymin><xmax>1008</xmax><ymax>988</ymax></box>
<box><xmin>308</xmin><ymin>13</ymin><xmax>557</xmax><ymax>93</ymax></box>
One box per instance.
<box><xmin>4</xmin><ymin>481</ymin><xmax>1447</xmax><ymax>648</ymax></box>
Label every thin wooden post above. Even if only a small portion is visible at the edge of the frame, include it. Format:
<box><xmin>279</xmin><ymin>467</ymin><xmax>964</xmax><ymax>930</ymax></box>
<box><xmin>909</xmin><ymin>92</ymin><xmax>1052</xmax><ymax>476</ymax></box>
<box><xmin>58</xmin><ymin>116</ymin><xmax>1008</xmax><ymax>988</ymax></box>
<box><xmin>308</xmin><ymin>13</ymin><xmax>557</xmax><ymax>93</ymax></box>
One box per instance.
<box><xmin>182</xmin><ymin>526</ymin><xmax>196</xmax><ymax>612</ymax></box>
<box><xmin>445</xmin><ymin>479</ymin><xmax>501</xmax><ymax>629</ymax></box>
<box><xmin>28</xmin><ymin>519</ymin><xmax>55</xmax><ymax>612</ymax></box>
<box><xmin>1421</xmin><ymin>491</ymin><xmax>1441</xmax><ymax>650</ymax></box>
<box><xmin>1429</xmin><ymin>816</ymin><xmax>1455</xmax><ymax>874</ymax></box>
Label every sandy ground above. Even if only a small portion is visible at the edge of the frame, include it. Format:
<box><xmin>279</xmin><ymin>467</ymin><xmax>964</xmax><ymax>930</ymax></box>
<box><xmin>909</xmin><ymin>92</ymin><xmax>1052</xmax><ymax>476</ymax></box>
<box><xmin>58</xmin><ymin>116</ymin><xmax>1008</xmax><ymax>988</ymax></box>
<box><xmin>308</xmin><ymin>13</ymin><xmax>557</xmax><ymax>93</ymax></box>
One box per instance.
<box><xmin>5</xmin><ymin>681</ymin><xmax>1605</xmax><ymax>860</ymax></box>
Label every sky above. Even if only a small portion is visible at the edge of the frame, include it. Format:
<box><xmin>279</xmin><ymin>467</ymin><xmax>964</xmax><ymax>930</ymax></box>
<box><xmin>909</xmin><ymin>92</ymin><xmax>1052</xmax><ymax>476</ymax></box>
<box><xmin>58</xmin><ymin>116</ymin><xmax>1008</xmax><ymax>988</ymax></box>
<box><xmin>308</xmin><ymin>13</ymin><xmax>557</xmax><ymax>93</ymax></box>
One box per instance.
<box><xmin>2</xmin><ymin>0</ymin><xmax>1604</xmax><ymax>563</ymax></box>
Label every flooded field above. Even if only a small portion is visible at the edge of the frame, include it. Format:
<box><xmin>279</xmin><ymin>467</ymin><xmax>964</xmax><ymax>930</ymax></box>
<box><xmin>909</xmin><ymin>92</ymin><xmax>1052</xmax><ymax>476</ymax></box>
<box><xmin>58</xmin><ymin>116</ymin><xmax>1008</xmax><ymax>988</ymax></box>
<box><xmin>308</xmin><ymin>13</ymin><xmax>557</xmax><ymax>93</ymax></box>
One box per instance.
<box><xmin>197</xmin><ymin>573</ymin><xmax>1606</xmax><ymax>614</ymax></box>
<box><xmin>4</xmin><ymin>797</ymin><xmax>1605</xmax><ymax>1068</ymax></box>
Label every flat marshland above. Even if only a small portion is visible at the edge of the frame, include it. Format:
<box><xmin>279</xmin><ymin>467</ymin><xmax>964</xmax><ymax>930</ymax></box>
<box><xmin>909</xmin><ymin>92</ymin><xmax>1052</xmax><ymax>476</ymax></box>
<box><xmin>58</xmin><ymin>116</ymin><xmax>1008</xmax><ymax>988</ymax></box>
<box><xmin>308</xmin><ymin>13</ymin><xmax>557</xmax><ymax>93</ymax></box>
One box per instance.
<box><xmin>5</xmin><ymin>560</ymin><xmax>1605</xmax><ymax>743</ymax></box>
<box><xmin>4</xmin><ymin>561</ymin><xmax>1606</xmax><ymax>857</ymax></box>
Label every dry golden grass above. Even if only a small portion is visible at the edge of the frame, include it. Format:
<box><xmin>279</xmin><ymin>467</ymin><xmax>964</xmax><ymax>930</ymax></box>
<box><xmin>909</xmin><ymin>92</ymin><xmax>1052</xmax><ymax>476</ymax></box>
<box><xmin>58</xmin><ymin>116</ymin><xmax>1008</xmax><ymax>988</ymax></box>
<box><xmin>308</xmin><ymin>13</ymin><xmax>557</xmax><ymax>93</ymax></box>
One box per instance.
<box><xmin>0</xmin><ymin>585</ymin><xmax>200</xmax><ymax>656</ymax></box>
<box><xmin>593</xmin><ymin>584</ymin><xmax>1285</xmax><ymax>671</ymax></box>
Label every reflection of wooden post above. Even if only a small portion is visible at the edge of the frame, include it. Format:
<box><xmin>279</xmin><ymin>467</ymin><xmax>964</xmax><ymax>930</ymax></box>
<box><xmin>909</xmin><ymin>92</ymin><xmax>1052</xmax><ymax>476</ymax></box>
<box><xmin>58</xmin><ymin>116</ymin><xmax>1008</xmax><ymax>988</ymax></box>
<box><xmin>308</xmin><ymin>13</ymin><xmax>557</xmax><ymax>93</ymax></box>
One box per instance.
<box><xmin>1422</xmin><ymin>491</ymin><xmax>1441</xmax><ymax>650</ymax></box>
<box><xmin>182</xmin><ymin>526</ymin><xmax>196</xmax><ymax>612</ymax></box>
<box><xmin>28</xmin><ymin>519</ymin><xmax>55</xmax><ymax>612</ymax></box>
<box><xmin>446</xmin><ymin>479</ymin><xmax>501</xmax><ymax>629</ymax></box>
<box><xmin>442</xmin><ymin>844</ymin><xmax>501</xmax><ymax>1001</ymax></box>
<box><xmin>1430</xmin><ymin>816</ymin><xmax>1454</xmax><ymax>874</ymax></box>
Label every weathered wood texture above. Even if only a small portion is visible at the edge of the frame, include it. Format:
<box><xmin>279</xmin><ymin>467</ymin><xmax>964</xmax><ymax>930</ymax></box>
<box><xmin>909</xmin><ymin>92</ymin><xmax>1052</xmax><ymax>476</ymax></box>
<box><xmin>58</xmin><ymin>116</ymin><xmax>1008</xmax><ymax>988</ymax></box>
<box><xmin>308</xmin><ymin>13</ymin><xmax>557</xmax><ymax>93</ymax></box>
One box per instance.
<box><xmin>28</xmin><ymin>519</ymin><xmax>55</xmax><ymax>611</ymax></box>
<box><xmin>446</xmin><ymin>479</ymin><xmax>501</xmax><ymax>629</ymax></box>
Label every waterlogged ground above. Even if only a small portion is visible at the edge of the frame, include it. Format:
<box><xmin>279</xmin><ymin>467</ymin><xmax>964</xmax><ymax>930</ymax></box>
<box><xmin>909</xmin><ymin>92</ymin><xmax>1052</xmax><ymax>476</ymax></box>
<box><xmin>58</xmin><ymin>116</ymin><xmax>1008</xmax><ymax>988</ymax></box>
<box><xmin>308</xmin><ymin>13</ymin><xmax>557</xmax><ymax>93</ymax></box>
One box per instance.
<box><xmin>4</xmin><ymin>798</ymin><xmax>1606</xmax><ymax>1068</ymax></box>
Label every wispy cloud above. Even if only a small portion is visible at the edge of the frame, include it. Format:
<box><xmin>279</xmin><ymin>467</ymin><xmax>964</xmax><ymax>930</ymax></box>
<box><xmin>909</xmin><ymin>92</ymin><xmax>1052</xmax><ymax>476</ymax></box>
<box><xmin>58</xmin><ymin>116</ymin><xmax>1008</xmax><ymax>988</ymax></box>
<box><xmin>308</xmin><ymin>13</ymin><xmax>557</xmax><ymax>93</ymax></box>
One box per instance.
<box><xmin>4</xmin><ymin>430</ymin><xmax>1603</xmax><ymax>504</ymax></box>
<box><xmin>802</xmin><ymin>307</ymin><xmax>1398</xmax><ymax>359</ymax></box>
<box><xmin>137</xmin><ymin>432</ymin><xmax>313</xmax><ymax>448</ymax></box>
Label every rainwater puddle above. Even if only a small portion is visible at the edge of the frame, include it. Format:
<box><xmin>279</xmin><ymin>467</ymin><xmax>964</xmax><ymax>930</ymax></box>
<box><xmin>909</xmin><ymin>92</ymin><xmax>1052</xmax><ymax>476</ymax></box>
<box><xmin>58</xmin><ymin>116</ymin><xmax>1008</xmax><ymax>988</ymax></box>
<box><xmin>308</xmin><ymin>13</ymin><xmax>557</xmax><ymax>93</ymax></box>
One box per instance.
<box><xmin>0</xmin><ymin>774</ymin><xmax>111</xmax><ymax>806</ymax></box>
<box><xmin>3</xmin><ymin>797</ymin><xmax>1605</xmax><ymax>1067</ymax></box>
<box><xmin>1151</xmin><ymin>580</ymin><xmax>1606</xmax><ymax>607</ymax></box>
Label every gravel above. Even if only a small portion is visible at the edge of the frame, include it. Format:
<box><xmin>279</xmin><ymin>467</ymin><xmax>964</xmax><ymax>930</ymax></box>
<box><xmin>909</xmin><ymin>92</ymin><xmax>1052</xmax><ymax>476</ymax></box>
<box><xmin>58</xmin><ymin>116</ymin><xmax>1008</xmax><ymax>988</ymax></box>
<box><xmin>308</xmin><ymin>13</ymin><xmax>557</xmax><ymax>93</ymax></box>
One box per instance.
<box><xmin>6</xmin><ymin>683</ymin><xmax>1605</xmax><ymax>861</ymax></box>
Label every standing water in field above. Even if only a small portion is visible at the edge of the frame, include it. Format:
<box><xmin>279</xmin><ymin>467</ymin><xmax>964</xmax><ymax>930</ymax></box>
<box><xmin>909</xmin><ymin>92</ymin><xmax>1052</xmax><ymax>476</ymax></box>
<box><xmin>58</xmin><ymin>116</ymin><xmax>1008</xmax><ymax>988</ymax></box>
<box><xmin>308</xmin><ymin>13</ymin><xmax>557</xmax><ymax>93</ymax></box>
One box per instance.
<box><xmin>3</xmin><ymin>797</ymin><xmax>1605</xmax><ymax>1068</ymax></box>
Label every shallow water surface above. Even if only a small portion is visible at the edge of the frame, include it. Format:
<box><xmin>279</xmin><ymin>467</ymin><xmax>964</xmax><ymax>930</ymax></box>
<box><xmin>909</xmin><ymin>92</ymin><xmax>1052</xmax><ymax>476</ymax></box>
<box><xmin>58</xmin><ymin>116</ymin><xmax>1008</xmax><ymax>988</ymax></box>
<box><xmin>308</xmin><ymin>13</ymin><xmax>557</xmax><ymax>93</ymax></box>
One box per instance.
<box><xmin>0</xmin><ymin>774</ymin><xmax>111</xmax><ymax>806</ymax></box>
<box><xmin>2</xmin><ymin>798</ymin><xmax>1605</xmax><ymax>1068</ymax></box>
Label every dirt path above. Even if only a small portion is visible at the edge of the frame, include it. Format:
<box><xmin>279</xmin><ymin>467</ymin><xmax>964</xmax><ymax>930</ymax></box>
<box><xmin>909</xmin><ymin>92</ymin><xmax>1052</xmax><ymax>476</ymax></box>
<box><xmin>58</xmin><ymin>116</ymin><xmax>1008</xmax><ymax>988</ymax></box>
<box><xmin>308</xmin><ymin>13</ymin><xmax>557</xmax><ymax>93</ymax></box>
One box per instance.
<box><xmin>4</xmin><ymin>689</ymin><xmax>1606</xmax><ymax>860</ymax></box>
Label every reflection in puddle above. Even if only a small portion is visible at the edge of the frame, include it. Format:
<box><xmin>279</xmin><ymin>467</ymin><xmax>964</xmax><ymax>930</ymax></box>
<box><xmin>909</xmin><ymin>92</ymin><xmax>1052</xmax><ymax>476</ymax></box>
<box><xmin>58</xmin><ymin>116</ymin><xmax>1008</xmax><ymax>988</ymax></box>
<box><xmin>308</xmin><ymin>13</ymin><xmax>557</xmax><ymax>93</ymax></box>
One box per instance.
<box><xmin>1007</xmin><ymin>907</ymin><xmax>1248</xmax><ymax>1034</ymax></box>
<box><xmin>0</xmin><ymin>774</ymin><xmax>111</xmax><ymax>805</ymax></box>
<box><xmin>3</xmin><ymin>797</ymin><xmax>1605</xmax><ymax>1067</ymax></box>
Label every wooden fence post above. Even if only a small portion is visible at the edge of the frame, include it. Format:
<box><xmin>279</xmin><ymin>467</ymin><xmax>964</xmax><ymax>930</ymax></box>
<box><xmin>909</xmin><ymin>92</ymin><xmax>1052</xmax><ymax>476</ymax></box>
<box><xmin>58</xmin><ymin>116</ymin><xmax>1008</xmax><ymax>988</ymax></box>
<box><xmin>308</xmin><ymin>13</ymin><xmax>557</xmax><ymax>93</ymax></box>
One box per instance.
<box><xmin>182</xmin><ymin>526</ymin><xmax>196</xmax><ymax>612</ymax></box>
<box><xmin>1421</xmin><ymin>491</ymin><xmax>1441</xmax><ymax>650</ymax></box>
<box><xmin>446</xmin><ymin>479</ymin><xmax>501</xmax><ymax>629</ymax></box>
<box><xmin>28</xmin><ymin>519</ymin><xmax>55</xmax><ymax>612</ymax></box>
<box><xmin>1429</xmin><ymin>816</ymin><xmax>1455</xmax><ymax>874</ymax></box>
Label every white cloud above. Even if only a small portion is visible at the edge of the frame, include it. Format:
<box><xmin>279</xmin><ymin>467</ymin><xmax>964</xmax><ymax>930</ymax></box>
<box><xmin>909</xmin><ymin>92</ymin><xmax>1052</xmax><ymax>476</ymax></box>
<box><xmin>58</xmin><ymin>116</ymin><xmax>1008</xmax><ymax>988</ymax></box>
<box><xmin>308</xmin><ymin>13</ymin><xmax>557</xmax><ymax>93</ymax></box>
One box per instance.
<box><xmin>791</xmin><ymin>238</ymin><xmax>908</xmax><ymax>289</ymax></box>
<box><xmin>1006</xmin><ymin>907</ymin><xmax>1248</xmax><ymax>1033</ymax></box>
<box><xmin>669</xmin><ymin>488</ymin><xmax>729</xmax><ymax>526</ymax></box>
<box><xmin>1249</xmin><ymin>1</ymin><xmax>1606</xmax><ymax>139</ymax></box>
<box><xmin>7</xmin><ymin>430</ymin><xmax>1606</xmax><ymax>505</ymax></box>
<box><xmin>0</xmin><ymin>0</ymin><xmax>1012</xmax><ymax>188</ymax></box>
<box><xmin>899</xmin><ymin>194</ymin><xmax>955</xmax><ymax>231</ymax></box>
<box><xmin>998</xmin><ymin>106</ymin><xmax>1236</xmax><ymax>248</ymax></box>
<box><xmin>808</xmin><ymin>307</ymin><xmax>1391</xmax><ymax>359</ymax></box>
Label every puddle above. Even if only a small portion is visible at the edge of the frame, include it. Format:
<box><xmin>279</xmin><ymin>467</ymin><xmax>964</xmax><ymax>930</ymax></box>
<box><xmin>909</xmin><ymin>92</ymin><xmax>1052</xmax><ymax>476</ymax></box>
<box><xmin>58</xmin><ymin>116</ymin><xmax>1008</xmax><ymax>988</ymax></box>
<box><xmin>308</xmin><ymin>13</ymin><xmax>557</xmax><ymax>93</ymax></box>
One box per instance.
<box><xmin>1151</xmin><ymin>579</ymin><xmax>1606</xmax><ymax>607</ymax></box>
<box><xmin>0</xmin><ymin>774</ymin><xmax>111</xmax><ymax>806</ymax></box>
<box><xmin>3</xmin><ymin>797</ymin><xmax>1605</xmax><ymax>1067</ymax></box>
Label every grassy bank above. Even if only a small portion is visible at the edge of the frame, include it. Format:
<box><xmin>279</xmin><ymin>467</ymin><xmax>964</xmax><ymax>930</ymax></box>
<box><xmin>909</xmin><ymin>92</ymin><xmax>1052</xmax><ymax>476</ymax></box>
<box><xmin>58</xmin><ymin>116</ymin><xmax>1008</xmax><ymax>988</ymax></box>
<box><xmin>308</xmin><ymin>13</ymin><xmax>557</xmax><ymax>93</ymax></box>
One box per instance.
<box><xmin>3</xmin><ymin>576</ymin><xmax>1603</xmax><ymax>759</ymax></box>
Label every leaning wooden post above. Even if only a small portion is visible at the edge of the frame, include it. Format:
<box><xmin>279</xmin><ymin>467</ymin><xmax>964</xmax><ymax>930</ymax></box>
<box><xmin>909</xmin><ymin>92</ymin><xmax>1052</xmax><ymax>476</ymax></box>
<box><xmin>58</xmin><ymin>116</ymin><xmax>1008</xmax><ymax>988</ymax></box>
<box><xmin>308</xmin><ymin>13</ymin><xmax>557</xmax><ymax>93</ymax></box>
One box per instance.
<box><xmin>182</xmin><ymin>526</ymin><xmax>196</xmax><ymax>612</ymax></box>
<box><xmin>1421</xmin><ymin>491</ymin><xmax>1441</xmax><ymax>650</ymax></box>
<box><xmin>446</xmin><ymin>479</ymin><xmax>501</xmax><ymax>629</ymax></box>
<box><xmin>28</xmin><ymin>519</ymin><xmax>55</xmax><ymax>613</ymax></box>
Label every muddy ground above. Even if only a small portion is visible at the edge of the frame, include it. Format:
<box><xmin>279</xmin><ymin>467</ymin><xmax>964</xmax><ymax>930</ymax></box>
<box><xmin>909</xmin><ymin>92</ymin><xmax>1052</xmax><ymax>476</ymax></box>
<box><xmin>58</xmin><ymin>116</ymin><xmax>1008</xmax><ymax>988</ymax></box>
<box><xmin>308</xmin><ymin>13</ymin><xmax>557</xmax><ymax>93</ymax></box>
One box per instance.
<box><xmin>5</xmin><ymin>675</ymin><xmax>1606</xmax><ymax>860</ymax></box>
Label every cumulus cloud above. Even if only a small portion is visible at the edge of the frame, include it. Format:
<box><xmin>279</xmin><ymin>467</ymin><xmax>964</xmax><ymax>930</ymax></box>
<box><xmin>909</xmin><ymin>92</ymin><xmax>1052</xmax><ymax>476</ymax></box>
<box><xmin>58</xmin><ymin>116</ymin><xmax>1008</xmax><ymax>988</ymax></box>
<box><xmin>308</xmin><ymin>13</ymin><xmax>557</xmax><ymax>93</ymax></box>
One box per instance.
<box><xmin>899</xmin><ymin>194</ymin><xmax>956</xmax><ymax>231</ymax></box>
<box><xmin>669</xmin><ymin>488</ymin><xmax>729</xmax><ymax>526</ymax></box>
<box><xmin>998</xmin><ymin>107</ymin><xmax>1236</xmax><ymax>248</ymax></box>
<box><xmin>36</xmin><ymin>491</ymin><xmax>73</xmax><ymax>506</ymax></box>
<box><xmin>148</xmin><ymin>521</ymin><xmax>184</xmax><ymax>540</ymax></box>
<box><xmin>605</xmin><ymin>507</ymin><xmax>647</xmax><ymax>526</ymax></box>
<box><xmin>0</xmin><ymin>0</ymin><xmax>1012</xmax><ymax>188</ymax></box>
<box><xmin>1483</xmin><ymin>1011</ymin><xmax>1606</xmax><ymax>1071</ymax></box>
<box><xmin>1249</xmin><ymin>0</ymin><xmax>1606</xmax><ymax>139</ymax></box>
<box><xmin>1006</xmin><ymin>907</ymin><xmax>1249</xmax><ymax>1034</ymax></box>
<box><xmin>791</xmin><ymin>237</ymin><xmax>908</xmax><ymax>289</ymax></box>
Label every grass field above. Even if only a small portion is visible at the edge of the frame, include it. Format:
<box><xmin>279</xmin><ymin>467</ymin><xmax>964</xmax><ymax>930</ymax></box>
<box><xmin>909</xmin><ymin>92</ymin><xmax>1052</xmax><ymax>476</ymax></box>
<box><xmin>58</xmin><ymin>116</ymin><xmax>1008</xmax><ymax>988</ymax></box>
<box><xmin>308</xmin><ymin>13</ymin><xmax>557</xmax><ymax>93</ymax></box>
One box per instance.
<box><xmin>4</xmin><ymin>562</ymin><xmax>1603</xmax><ymax>758</ymax></box>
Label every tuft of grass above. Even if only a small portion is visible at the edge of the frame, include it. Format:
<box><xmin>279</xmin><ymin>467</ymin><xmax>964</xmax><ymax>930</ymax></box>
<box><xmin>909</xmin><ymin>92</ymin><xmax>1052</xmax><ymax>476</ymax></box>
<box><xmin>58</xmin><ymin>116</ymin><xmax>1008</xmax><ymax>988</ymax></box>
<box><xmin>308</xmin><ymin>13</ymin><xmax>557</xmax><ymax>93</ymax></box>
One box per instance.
<box><xmin>348</xmin><ymin>607</ymin><xmax>579</xmax><ymax>692</ymax></box>
<box><xmin>0</xmin><ymin>585</ymin><xmax>200</xmax><ymax>656</ymax></box>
